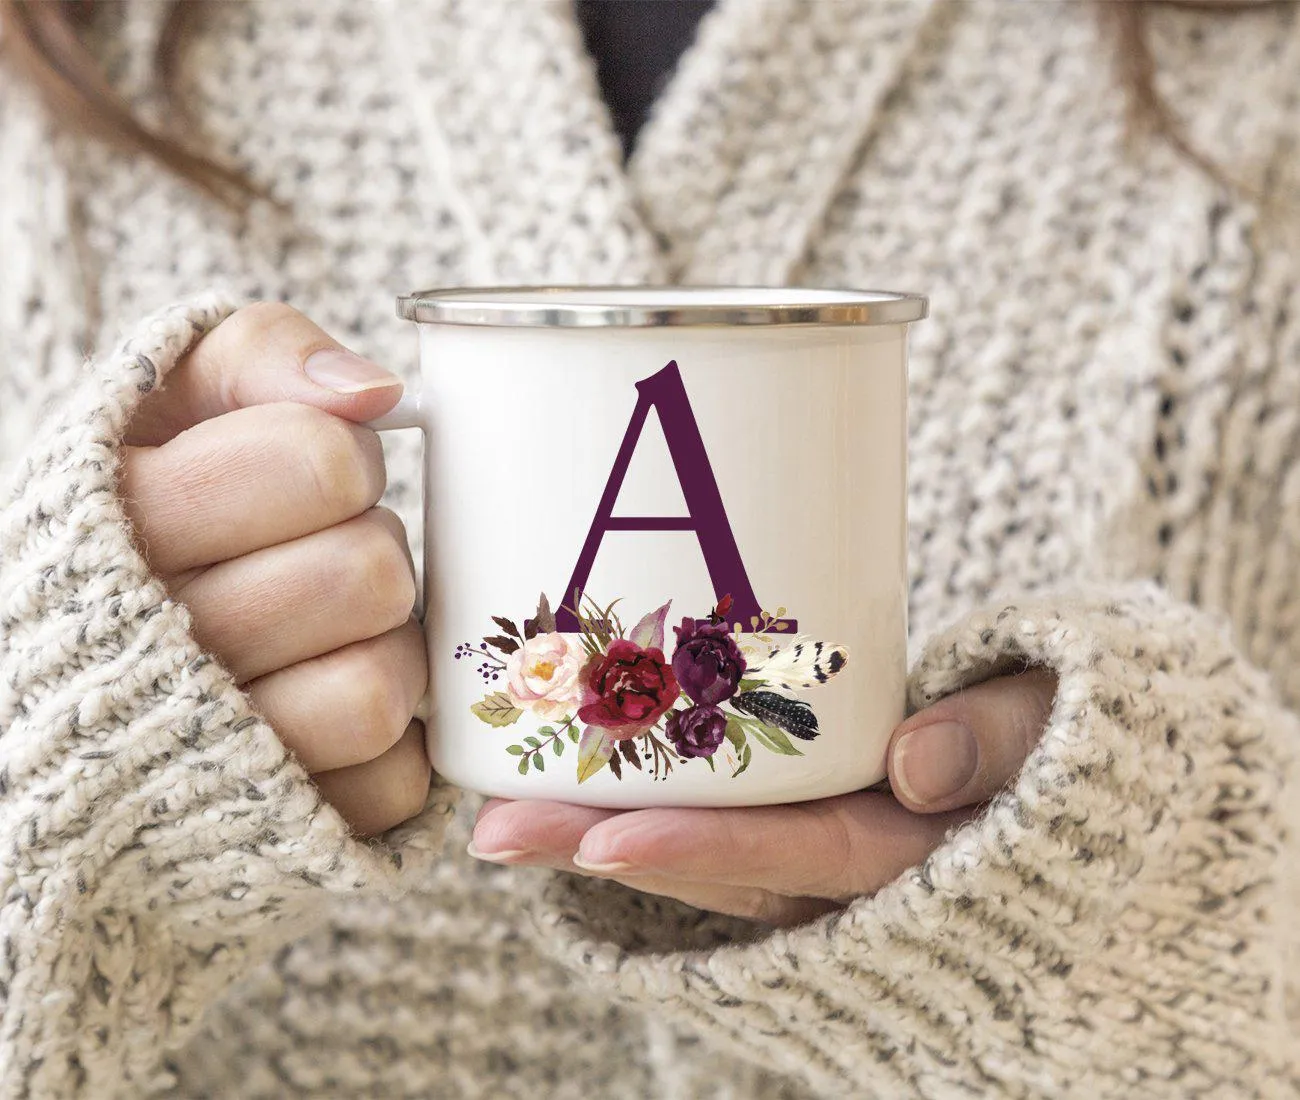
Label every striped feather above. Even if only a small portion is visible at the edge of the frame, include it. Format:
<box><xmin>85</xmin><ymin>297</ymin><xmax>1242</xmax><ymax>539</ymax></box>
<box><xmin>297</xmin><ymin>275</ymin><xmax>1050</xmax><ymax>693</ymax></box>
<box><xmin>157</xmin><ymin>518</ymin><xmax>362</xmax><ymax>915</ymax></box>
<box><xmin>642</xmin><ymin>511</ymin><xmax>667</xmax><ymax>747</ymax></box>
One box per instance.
<box><xmin>746</xmin><ymin>636</ymin><xmax>849</xmax><ymax>691</ymax></box>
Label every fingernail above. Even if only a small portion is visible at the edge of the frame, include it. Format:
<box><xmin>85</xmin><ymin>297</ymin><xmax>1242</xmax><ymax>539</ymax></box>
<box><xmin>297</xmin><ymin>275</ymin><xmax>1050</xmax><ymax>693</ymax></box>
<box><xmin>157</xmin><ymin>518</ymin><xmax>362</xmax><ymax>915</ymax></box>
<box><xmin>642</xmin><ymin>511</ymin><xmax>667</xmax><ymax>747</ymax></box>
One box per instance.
<box><xmin>304</xmin><ymin>348</ymin><xmax>403</xmax><ymax>393</ymax></box>
<box><xmin>466</xmin><ymin>841</ymin><xmax>530</xmax><ymax>864</ymax></box>
<box><xmin>572</xmin><ymin>852</ymin><xmax>640</xmax><ymax>875</ymax></box>
<box><xmin>893</xmin><ymin>721</ymin><xmax>978</xmax><ymax>805</ymax></box>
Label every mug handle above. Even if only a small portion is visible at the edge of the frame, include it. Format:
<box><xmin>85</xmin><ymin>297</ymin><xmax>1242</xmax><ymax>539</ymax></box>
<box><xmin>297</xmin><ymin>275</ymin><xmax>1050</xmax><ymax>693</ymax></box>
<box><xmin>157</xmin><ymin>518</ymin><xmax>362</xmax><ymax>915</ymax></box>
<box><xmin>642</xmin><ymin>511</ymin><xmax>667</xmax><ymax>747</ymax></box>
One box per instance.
<box><xmin>365</xmin><ymin>390</ymin><xmax>432</xmax><ymax>722</ymax></box>
<box><xmin>365</xmin><ymin>390</ymin><xmax>424</xmax><ymax>432</ymax></box>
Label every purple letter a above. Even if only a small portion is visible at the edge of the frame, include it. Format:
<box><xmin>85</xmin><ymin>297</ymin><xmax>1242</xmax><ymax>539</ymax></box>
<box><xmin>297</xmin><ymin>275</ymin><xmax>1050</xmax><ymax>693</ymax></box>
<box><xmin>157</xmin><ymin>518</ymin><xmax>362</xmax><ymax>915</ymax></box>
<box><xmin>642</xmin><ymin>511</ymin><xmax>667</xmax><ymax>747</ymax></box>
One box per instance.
<box><xmin>554</xmin><ymin>361</ymin><xmax>794</xmax><ymax>633</ymax></box>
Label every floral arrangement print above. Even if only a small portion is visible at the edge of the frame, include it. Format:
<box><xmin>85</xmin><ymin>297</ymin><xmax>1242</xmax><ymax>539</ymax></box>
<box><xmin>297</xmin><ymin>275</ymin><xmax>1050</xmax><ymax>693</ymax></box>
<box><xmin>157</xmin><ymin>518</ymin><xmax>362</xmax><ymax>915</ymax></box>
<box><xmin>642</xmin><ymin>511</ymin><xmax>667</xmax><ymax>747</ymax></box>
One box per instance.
<box><xmin>457</xmin><ymin>593</ymin><xmax>849</xmax><ymax>783</ymax></box>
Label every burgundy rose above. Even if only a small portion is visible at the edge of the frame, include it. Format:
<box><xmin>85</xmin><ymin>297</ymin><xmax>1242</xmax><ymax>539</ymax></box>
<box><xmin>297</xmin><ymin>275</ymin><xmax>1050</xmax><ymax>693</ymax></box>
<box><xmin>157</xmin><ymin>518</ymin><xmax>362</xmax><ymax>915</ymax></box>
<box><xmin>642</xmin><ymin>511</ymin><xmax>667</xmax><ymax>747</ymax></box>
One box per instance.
<box><xmin>671</xmin><ymin>617</ymin><xmax>746</xmax><ymax>705</ymax></box>
<box><xmin>665</xmin><ymin>705</ymin><xmax>727</xmax><ymax>759</ymax></box>
<box><xmin>577</xmin><ymin>640</ymin><xmax>679</xmax><ymax>737</ymax></box>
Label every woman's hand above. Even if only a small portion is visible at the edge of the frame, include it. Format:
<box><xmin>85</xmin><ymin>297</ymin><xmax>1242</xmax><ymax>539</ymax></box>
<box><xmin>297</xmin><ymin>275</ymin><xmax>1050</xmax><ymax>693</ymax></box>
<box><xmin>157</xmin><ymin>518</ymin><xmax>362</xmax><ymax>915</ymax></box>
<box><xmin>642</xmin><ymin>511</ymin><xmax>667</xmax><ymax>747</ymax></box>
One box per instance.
<box><xmin>119</xmin><ymin>302</ymin><xmax>432</xmax><ymax>837</ymax></box>
<box><xmin>469</xmin><ymin>669</ymin><xmax>1057</xmax><ymax>925</ymax></box>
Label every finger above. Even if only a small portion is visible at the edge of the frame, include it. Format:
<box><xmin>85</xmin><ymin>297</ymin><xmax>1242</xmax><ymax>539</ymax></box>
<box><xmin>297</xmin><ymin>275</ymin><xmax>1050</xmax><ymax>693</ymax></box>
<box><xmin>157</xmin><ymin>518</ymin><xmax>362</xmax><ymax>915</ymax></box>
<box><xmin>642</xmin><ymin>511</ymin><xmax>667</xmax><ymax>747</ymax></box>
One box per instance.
<box><xmin>176</xmin><ymin>507</ymin><xmax>415</xmax><ymax>682</ymax></box>
<box><xmin>245</xmin><ymin>617</ymin><xmax>427</xmax><ymax>772</ymax></box>
<box><xmin>468</xmin><ymin>801</ymin><xmax>840</xmax><ymax>927</ymax></box>
<box><xmin>526</xmin><ymin>860</ymin><xmax>838</xmax><ymax>928</ymax></box>
<box><xmin>473</xmin><ymin>794</ymin><xmax>968</xmax><ymax>901</ymax></box>
<box><xmin>596</xmin><ymin>875</ymin><xmax>842</xmax><ymax>928</ymax></box>
<box><xmin>569</xmin><ymin>793</ymin><xmax>969</xmax><ymax>900</ymax></box>
<box><xmin>312</xmin><ymin>720</ymin><xmax>432</xmax><ymax>837</ymax></box>
<box><xmin>888</xmin><ymin>668</ymin><xmax>1058</xmax><ymax>813</ymax></box>
<box><xmin>126</xmin><ymin>301</ymin><xmax>405</xmax><ymax>446</ymax></box>
<box><xmin>476</xmin><ymin>798</ymin><xmax>512</xmax><ymax>824</ymax></box>
<box><xmin>469</xmin><ymin>799</ymin><xmax>619</xmax><ymax>862</ymax></box>
<box><xmin>119</xmin><ymin>403</ymin><xmax>387</xmax><ymax>575</ymax></box>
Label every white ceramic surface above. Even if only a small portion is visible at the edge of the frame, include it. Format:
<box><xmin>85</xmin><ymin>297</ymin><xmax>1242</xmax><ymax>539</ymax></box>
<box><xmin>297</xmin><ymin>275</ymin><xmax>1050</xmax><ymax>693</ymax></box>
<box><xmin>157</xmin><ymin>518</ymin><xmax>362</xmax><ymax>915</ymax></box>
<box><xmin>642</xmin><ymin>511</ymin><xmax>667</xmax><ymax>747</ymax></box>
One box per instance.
<box><xmin>375</xmin><ymin>288</ymin><xmax>917</xmax><ymax>809</ymax></box>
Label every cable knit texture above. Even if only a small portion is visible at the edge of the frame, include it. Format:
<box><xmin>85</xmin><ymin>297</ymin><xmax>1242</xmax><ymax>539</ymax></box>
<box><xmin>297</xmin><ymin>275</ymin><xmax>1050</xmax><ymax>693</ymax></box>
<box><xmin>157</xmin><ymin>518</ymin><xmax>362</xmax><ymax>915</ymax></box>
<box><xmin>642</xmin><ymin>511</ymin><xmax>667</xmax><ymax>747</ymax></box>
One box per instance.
<box><xmin>1</xmin><ymin>1</ymin><xmax>1299</xmax><ymax>1097</ymax></box>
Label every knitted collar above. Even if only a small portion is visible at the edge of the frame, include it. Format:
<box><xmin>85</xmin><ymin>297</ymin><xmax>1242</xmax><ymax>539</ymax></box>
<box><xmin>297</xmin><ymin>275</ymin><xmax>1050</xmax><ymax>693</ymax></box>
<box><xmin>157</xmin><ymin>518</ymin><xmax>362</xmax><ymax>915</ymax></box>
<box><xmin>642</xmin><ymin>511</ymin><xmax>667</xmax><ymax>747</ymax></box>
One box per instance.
<box><xmin>375</xmin><ymin>0</ymin><xmax>937</xmax><ymax>286</ymax></box>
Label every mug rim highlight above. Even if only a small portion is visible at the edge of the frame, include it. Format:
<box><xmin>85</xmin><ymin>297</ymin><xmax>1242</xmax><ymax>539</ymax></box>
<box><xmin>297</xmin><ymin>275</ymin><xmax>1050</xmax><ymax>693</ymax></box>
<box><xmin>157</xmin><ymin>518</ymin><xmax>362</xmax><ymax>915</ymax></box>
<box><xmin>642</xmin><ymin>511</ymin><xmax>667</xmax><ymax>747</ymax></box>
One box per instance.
<box><xmin>396</xmin><ymin>284</ymin><xmax>928</xmax><ymax>329</ymax></box>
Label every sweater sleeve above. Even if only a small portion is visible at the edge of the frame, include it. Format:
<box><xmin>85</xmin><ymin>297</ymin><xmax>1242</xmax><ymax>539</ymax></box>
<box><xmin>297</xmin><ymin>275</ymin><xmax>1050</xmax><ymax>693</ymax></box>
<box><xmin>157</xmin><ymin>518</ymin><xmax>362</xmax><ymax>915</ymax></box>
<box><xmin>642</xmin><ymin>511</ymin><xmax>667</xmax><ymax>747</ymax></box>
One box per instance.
<box><xmin>0</xmin><ymin>293</ymin><xmax>459</xmax><ymax>1100</ymax></box>
<box><xmin>528</xmin><ymin>585</ymin><xmax>1299</xmax><ymax>1097</ymax></box>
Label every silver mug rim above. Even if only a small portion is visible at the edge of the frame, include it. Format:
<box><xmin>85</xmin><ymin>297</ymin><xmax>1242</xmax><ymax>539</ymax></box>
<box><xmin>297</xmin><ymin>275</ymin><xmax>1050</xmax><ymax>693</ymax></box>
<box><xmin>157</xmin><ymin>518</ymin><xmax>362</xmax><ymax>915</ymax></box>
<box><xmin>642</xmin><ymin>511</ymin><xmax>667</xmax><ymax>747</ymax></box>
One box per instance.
<box><xmin>396</xmin><ymin>285</ymin><xmax>929</xmax><ymax>328</ymax></box>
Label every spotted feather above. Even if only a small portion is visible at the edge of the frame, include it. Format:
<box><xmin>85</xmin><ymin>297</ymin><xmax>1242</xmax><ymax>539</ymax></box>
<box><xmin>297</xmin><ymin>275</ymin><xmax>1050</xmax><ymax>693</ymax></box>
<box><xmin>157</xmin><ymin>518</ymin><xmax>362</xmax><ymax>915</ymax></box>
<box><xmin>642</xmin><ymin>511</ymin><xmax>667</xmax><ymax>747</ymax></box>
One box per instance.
<box><xmin>731</xmin><ymin>691</ymin><xmax>820</xmax><ymax>741</ymax></box>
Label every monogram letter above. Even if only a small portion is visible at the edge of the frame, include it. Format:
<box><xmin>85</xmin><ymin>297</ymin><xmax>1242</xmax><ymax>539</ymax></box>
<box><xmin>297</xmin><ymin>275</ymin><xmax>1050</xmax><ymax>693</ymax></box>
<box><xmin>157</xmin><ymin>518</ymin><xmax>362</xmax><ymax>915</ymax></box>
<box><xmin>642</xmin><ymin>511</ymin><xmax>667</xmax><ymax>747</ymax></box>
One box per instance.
<box><xmin>555</xmin><ymin>361</ymin><xmax>794</xmax><ymax>632</ymax></box>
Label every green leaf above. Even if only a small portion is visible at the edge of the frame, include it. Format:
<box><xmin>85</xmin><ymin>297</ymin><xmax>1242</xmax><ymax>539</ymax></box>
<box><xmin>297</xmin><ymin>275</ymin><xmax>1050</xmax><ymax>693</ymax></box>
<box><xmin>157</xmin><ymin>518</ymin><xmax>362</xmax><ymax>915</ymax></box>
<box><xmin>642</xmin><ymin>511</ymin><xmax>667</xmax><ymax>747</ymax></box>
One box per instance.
<box><xmin>568</xmin><ymin>724</ymin><xmax>581</xmax><ymax>743</ymax></box>
<box><xmin>733</xmin><ymin>742</ymin><xmax>753</xmax><ymax>778</ymax></box>
<box><xmin>746</xmin><ymin>721</ymin><xmax>803</xmax><ymax>757</ymax></box>
<box><xmin>553</xmin><ymin>738</ymin><xmax>564</xmax><ymax>757</ymax></box>
<box><xmin>536</xmin><ymin>726</ymin><xmax>556</xmax><ymax>737</ymax></box>
<box><xmin>737</xmin><ymin>678</ymin><xmax>763</xmax><ymax>693</ymax></box>
<box><xmin>506</xmin><ymin>745</ymin><xmax>525</xmax><ymax>756</ymax></box>
<box><xmin>704</xmin><ymin>754</ymin><xmax>716</xmax><ymax>772</ymax></box>
<box><xmin>525</xmin><ymin>736</ymin><xmax>541</xmax><ymax>748</ymax></box>
<box><xmin>517</xmin><ymin>755</ymin><xmax>530</xmax><ymax>775</ymax></box>
<box><xmin>533</xmin><ymin>752</ymin><xmax>545</xmax><ymax>772</ymax></box>
<box><xmin>471</xmin><ymin>693</ymin><xmax>523</xmax><ymax>728</ymax></box>
<box><xmin>576</xmin><ymin>726</ymin><xmax>613</xmax><ymax>784</ymax></box>
<box><xmin>724</xmin><ymin>717</ymin><xmax>747</xmax><ymax>753</ymax></box>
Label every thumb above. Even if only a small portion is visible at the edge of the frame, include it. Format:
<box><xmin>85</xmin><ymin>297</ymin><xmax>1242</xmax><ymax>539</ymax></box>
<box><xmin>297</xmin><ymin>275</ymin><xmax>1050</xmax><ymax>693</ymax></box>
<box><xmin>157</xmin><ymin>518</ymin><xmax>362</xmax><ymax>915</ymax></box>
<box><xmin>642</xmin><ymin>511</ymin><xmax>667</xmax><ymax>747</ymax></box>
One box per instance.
<box><xmin>126</xmin><ymin>301</ymin><xmax>405</xmax><ymax>446</ymax></box>
<box><xmin>887</xmin><ymin>667</ymin><xmax>1058</xmax><ymax>813</ymax></box>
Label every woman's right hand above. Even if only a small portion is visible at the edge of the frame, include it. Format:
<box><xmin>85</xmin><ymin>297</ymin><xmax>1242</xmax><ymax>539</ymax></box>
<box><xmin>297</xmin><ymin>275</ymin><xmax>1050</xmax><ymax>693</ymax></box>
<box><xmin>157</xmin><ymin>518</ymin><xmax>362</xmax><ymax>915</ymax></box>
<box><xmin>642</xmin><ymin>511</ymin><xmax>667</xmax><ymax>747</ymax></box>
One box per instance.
<box><xmin>117</xmin><ymin>302</ymin><xmax>432</xmax><ymax>837</ymax></box>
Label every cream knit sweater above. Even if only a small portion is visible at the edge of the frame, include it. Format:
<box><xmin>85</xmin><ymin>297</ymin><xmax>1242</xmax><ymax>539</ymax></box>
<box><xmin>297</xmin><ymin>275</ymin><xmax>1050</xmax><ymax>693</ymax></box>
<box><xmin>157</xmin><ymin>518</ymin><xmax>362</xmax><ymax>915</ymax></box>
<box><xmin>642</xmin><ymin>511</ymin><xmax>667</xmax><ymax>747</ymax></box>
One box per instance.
<box><xmin>3</xmin><ymin>1</ymin><xmax>1300</xmax><ymax>1097</ymax></box>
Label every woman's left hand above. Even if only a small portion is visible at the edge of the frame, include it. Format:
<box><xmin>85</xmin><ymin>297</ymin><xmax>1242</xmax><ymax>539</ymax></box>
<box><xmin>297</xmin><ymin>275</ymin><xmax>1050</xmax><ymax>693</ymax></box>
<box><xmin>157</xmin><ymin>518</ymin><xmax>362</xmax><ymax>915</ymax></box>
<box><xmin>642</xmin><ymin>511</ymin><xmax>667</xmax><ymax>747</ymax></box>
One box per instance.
<box><xmin>469</xmin><ymin>669</ymin><xmax>1058</xmax><ymax>926</ymax></box>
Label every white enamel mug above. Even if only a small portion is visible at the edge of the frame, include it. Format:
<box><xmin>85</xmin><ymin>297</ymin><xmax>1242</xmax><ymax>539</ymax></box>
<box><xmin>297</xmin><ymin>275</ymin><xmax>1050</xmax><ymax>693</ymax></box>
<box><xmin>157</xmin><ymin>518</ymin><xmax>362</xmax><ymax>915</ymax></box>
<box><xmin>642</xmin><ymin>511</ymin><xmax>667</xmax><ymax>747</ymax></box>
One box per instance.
<box><xmin>371</xmin><ymin>287</ymin><xmax>926</xmax><ymax>809</ymax></box>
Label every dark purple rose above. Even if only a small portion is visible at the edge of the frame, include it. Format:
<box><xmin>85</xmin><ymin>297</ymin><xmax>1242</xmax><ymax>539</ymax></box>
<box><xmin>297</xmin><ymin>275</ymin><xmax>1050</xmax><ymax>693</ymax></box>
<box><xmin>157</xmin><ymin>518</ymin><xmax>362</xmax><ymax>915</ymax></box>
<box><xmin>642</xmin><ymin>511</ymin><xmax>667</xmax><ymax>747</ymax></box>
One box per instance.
<box><xmin>665</xmin><ymin>705</ymin><xmax>727</xmax><ymax>759</ymax></box>
<box><xmin>671</xmin><ymin>617</ymin><xmax>746</xmax><ymax>705</ymax></box>
<box><xmin>577</xmin><ymin>640</ymin><xmax>679</xmax><ymax>738</ymax></box>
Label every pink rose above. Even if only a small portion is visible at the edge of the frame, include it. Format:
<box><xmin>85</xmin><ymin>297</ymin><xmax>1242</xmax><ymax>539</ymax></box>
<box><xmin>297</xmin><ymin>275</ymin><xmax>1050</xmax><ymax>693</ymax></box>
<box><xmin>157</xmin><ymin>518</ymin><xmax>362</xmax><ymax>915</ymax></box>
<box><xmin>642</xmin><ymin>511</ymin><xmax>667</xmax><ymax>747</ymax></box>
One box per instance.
<box><xmin>505</xmin><ymin>633</ymin><xmax>585</xmax><ymax>719</ymax></box>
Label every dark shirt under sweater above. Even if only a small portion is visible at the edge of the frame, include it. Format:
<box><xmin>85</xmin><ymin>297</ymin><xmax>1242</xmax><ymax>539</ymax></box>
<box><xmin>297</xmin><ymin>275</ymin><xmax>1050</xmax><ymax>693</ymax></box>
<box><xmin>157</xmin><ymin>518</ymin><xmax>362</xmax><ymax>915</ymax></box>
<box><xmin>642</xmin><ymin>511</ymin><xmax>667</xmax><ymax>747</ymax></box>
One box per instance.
<box><xmin>575</xmin><ymin>1</ymin><xmax>716</xmax><ymax>157</ymax></box>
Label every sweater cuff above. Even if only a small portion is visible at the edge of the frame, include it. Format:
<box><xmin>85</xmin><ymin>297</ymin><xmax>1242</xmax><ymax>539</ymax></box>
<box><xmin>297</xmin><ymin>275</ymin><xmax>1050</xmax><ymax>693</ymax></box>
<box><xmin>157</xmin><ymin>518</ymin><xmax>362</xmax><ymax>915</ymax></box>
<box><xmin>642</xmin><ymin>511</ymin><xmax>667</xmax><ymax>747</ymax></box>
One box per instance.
<box><xmin>0</xmin><ymin>292</ymin><xmax>457</xmax><ymax>1098</ymax></box>
<box><xmin>528</xmin><ymin>585</ymin><xmax>1296</xmax><ymax>1094</ymax></box>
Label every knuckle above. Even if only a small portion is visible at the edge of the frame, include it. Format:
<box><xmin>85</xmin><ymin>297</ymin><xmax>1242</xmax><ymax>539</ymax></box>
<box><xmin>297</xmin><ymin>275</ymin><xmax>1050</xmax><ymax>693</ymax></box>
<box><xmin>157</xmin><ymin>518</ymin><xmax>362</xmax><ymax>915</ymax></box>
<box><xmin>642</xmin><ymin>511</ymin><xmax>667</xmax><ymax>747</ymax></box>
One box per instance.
<box><xmin>392</xmin><ymin>732</ymin><xmax>433</xmax><ymax>822</ymax></box>
<box><xmin>366</xmin><ymin>505</ymin><xmax>409</xmax><ymax>545</ymax></box>
<box><xmin>352</xmin><ymin>804</ymin><xmax>403</xmax><ymax>839</ymax></box>
<box><xmin>236</xmin><ymin>299</ymin><xmax>301</xmax><ymax>334</ymax></box>
<box><xmin>350</xmin><ymin>514</ymin><xmax>417</xmax><ymax>628</ymax></box>
<box><xmin>217</xmin><ymin>301</ymin><xmax>301</xmax><ymax>353</ymax></box>
<box><xmin>345</xmin><ymin>657</ymin><xmax>412</xmax><ymax>758</ymax></box>
<box><xmin>297</xmin><ymin>409</ymin><xmax>385</xmax><ymax>514</ymax></box>
<box><xmin>397</xmin><ymin>615</ymin><xmax>430</xmax><ymax>672</ymax></box>
<box><xmin>400</xmin><ymin>765</ymin><xmax>434</xmax><ymax>823</ymax></box>
<box><xmin>340</xmin><ymin>756</ymin><xmax>429</xmax><ymax>837</ymax></box>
